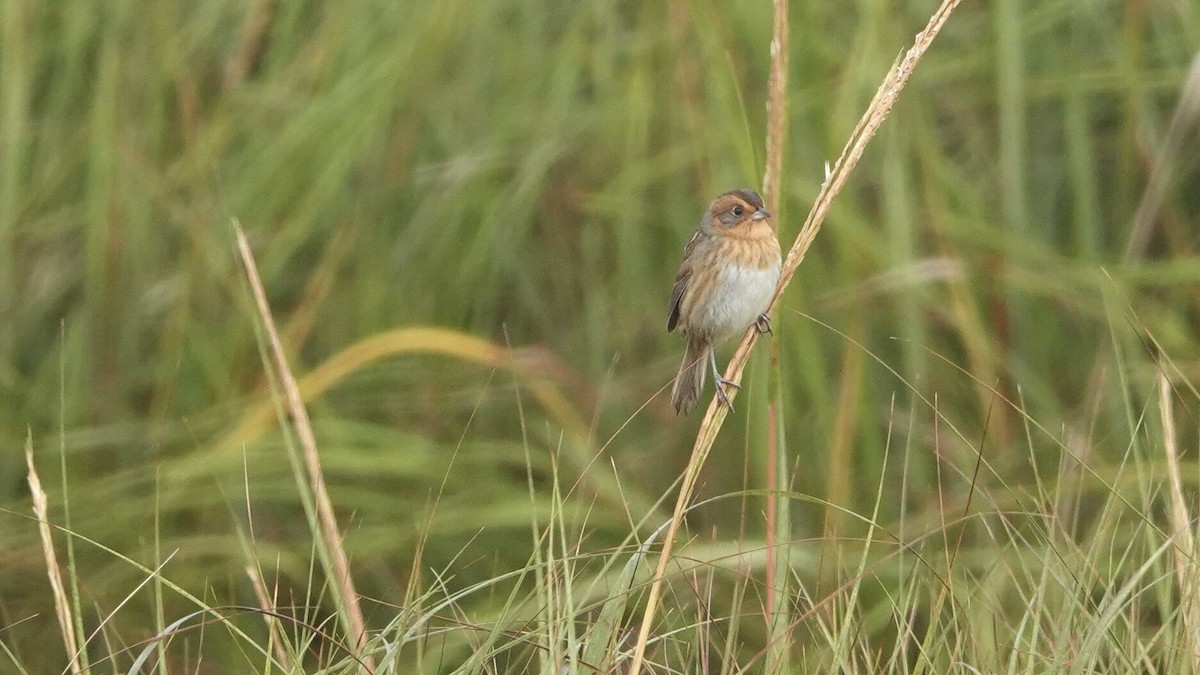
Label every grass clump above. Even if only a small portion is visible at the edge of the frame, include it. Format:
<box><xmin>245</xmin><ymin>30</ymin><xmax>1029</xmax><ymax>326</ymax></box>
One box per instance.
<box><xmin>3</xmin><ymin>0</ymin><xmax>1200</xmax><ymax>672</ymax></box>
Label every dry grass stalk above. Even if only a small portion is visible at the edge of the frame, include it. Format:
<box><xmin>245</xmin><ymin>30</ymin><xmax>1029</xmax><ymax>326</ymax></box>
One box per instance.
<box><xmin>627</xmin><ymin>2</ymin><xmax>965</xmax><ymax>672</ymax></box>
<box><xmin>762</xmin><ymin>0</ymin><xmax>791</xmax><ymax>666</ymax></box>
<box><xmin>25</xmin><ymin>433</ymin><xmax>83</xmax><ymax>675</ymax></box>
<box><xmin>245</xmin><ymin>564</ymin><xmax>294</xmax><ymax>671</ymax></box>
<box><xmin>1158</xmin><ymin>372</ymin><xmax>1200</xmax><ymax>669</ymax></box>
<box><xmin>234</xmin><ymin>222</ymin><xmax>373</xmax><ymax>669</ymax></box>
<box><xmin>761</xmin><ymin>0</ymin><xmax>790</xmax><ymax>216</ymax></box>
<box><xmin>1123</xmin><ymin>51</ymin><xmax>1200</xmax><ymax>259</ymax></box>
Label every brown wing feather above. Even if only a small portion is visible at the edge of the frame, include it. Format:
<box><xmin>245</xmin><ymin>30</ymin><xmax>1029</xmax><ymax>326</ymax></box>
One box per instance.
<box><xmin>667</xmin><ymin>230</ymin><xmax>706</xmax><ymax>333</ymax></box>
<box><xmin>667</xmin><ymin>269</ymin><xmax>689</xmax><ymax>332</ymax></box>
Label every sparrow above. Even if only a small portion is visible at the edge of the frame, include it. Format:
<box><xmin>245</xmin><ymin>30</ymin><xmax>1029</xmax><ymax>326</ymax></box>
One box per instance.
<box><xmin>667</xmin><ymin>188</ymin><xmax>782</xmax><ymax>414</ymax></box>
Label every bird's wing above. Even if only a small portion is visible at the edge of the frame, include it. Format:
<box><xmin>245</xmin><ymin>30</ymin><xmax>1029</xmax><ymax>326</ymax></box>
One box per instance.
<box><xmin>667</xmin><ymin>269</ymin><xmax>689</xmax><ymax>333</ymax></box>
<box><xmin>667</xmin><ymin>230</ymin><xmax>705</xmax><ymax>333</ymax></box>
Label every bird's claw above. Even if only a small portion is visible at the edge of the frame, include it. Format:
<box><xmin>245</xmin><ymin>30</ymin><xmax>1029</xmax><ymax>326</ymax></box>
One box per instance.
<box><xmin>714</xmin><ymin>376</ymin><xmax>740</xmax><ymax>411</ymax></box>
<box><xmin>755</xmin><ymin>313</ymin><xmax>773</xmax><ymax>336</ymax></box>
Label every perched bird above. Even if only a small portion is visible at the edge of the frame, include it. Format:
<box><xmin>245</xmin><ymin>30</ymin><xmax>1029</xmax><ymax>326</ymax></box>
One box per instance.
<box><xmin>668</xmin><ymin>188</ymin><xmax>782</xmax><ymax>414</ymax></box>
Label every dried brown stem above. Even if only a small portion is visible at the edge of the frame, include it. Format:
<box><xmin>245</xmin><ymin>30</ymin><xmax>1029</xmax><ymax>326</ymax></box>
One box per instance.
<box><xmin>246</xmin><ymin>564</ymin><xmax>294</xmax><ymax>671</ymax></box>
<box><xmin>1158</xmin><ymin>372</ymin><xmax>1200</xmax><ymax>669</ymax></box>
<box><xmin>761</xmin><ymin>0</ymin><xmax>790</xmax><ymax>216</ymax></box>
<box><xmin>627</xmin><ymin>2</ymin><xmax>964</xmax><ymax>672</ymax></box>
<box><xmin>26</xmin><ymin>433</ymin><xmax>83</xmax><ymax>675</ymax></box>
<box><xmin>235</xmin><ymin>222</ymin><xmax>373</xmax><ymax>670</ymax></box>
<box><xmin>762</xmin><ymin>0</ymin><xmax>791</xmax><ymax>668</ymax></box>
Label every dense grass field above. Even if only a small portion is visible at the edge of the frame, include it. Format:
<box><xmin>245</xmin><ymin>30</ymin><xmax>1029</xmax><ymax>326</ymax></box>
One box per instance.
<box><xmin>3</xmin><ymin>0</ymin><xmax>1200</xmax><ymax>672</ymax></box>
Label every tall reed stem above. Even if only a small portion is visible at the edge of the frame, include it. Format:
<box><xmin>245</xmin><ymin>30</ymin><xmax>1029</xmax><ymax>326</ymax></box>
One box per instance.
<box><xmin>626</xmin><ymin>3</ymin><xmax>965</xmax><ymax>671</ymax></box>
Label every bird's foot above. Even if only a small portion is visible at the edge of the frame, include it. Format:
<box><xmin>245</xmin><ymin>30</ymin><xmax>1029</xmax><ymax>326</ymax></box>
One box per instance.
<box><xmin>714</xmin><ymin>376</ymin><xmax>741</xmax><ymax>411</ymax></box>
<box><xmin>755</xmin><ymin>313</ymin><xmax>773</xmax><ymax>336</ymax></box>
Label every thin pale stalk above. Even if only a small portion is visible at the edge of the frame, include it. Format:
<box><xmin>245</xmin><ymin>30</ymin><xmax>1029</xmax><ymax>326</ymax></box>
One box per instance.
<box><xmin>1124</xmin><ymin>52</ymin><xmax>1200</xmax><ymax>259</ymax></box>
<box><xmin>766</xmin><ymin>353</ymin><xmax>792</xmax><ymax>673</ymax></box>
<box><xmin>25</xmin><ymin>435</ymin><xmax>83</xmax><ymax>675</ymax></box>
<box><xmin>626</xmin><ymin>3</ymin><xmax>965</xmax><ymax>672</ymax></box>
<box><xmin>762</xmin><ymin>0</ymin><xmax>791</xmax><ymax>670</ymax></box>
<box><xmin>235</xmin><ymin>222</ymin><xmax>373</xmax><ymax>668</ymax></box>
<box><xmin>245</xmin><ymin>565</ymin><xmax>294</xmax><ymax>671</ymax></box>
<box><xmin>1158</xmin><ymin>372</ymin><xmax>1200</xmax><ymax>669</ymax></box>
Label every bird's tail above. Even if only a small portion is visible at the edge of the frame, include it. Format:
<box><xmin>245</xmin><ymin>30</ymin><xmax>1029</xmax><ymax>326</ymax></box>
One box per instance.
<box><xmin>671</xmin><ymin>338</ymin><xmax>709</xmax><ymax>415</ymax></box>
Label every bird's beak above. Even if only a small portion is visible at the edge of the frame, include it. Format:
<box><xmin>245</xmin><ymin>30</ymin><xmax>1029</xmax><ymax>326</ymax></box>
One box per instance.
<box><xmin>751</xmin><ymin>208</ymin><xmax>772</xmax><ymax>221</ymax></box>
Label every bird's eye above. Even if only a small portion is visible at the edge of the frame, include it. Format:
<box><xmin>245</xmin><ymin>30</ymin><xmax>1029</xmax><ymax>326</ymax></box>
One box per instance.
<box><xmin>732</xmin><ymin>205</ymin><xmax>745</xmax><ymax>217</ymax></box>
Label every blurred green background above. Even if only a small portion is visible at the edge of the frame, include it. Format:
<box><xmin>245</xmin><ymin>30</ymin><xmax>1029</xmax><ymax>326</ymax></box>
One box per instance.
<box><xmin>3</xmin><ymin>0</ymin><xmax>1200</xmax><ymax>671</ymax></box>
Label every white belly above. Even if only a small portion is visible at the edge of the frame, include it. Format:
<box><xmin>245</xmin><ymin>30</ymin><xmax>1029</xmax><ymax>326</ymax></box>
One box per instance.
<box><xmin>699</xmin><ymin>262</ymin><xmax>781</xmax><ymax>341</ymax></box>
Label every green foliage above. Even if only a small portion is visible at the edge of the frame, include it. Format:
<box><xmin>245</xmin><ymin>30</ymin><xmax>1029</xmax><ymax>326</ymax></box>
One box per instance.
<box><xmin>3</xmin><ymin>0</ymin><xmax>1199</xmax><ymax>671</ymax></box>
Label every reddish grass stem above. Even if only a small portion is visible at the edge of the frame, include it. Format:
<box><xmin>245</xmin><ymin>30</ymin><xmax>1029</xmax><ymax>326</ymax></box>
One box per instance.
<box><xmin>762</xmin><ymin>0</ymin><xmax>791</xmax><ymax>668</ymax></box>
